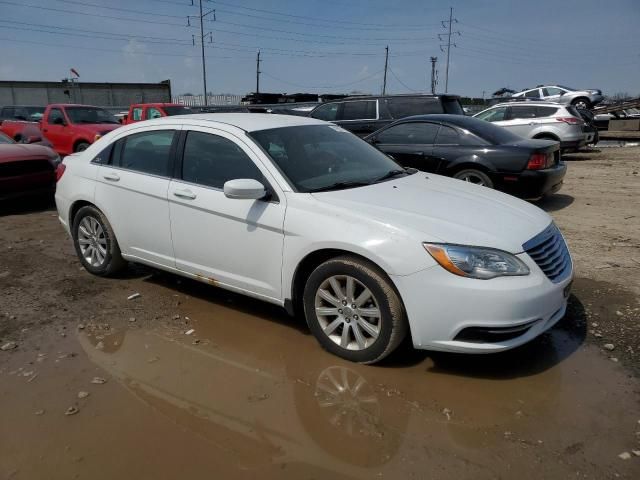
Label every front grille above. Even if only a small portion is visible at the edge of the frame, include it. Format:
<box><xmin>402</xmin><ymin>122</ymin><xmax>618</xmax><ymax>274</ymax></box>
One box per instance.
<box><xmin>523</xmin><ymin>223</ymin><xmax>572</xmax><ymax>283</ymax></box>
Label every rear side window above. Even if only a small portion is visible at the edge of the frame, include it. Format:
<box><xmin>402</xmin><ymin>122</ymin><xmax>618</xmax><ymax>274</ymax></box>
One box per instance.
<box><xmin>147</xmin><ymin>107</ymin><xmax>163</xmax><ymax>119</ymax></box>
<box><xmin>341</xmin><ymin>101</ymin><xmax>377</xmax><ymax>120</ymax></box>
<box><xmin>536</xmin><ymin>106</ymin><xmax>559</xmax><ymax>117</ymax></box>
<box><xmin>181</xmin><ymin>131</ymin><xmax>263</xmax><ymax>189</ymax></box>
<box><xmin>311</xmin><ymin>103</ymin><xmax>339</xmax><ymax>121</ymax></box>
<box><xmin>386</xmin><ymin>97</ymin><xmax>443</xmax><ymax>118</ymax></box>
<box><xmin>377</xmin><ymin>122</ymin><xmax>439</xmax><ymax>144</ymax></box>
<box><xmin>113</xmin><ymin>130</ymin><xmax>175</xmax><ymax>176</ymax></box>
<box><xmin>510</xmin><ymin>106</ymin><xmax>538</xmax><ymax>119</ymax></box>
<box><xmin>524</xmin><ymin>89</ymin><xmax>541</xmax><ymax>99</ymax></box>
<box><xmin>131</xmin><ymin>108</ymin><xmax>143</xmax><ymax>121</ymax></box>
<box><xmin>435</xmin><ymin>126</ymin><xmax>460</xmax><ymax>144</ymax></box>
<box><xmin>442</xmin><ymin>98</ymin><xmax>464</xmax><ymax>115</ymax></box>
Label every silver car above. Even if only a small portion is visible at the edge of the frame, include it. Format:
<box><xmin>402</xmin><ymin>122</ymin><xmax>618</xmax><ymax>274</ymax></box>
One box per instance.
<box><xmin>473</xmin><ymin>102</ymin><xmax>586</xmax><ymax>151</ymax></box>
<box><xmin>511</xmin><ymin>85</ymin><xmax>603</xmax><ymax>109</ymax></box>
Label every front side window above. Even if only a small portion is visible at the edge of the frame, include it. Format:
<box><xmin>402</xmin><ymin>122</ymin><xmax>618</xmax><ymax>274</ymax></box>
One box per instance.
<box><xmin>250</xmin><ymin>125</ymin><xmax>407</xmax><ymax>192</ymax></box>
<box><xmin>182</xmin><ymin>131</ymin><xmax>263</xmax><ymax>189</ymax></box>
<box><xmin>132</xmin><ymin>108</ymin><xmax>143</xmax><ymax>121</ymax></box>
<box><xmin>475</xmin><ymin>107</ymin><xmax>506</xmax><ymax>122</ymax></box>
<box><xmin>113</xmin><ymin>130</ymin><xmax>175</xmax><ymax>176</ymax></box>
<box><xmin>311</xmin><ymin>103</ymin><xmax>339</xmax><ymax>121</ymax></box>
<box><xmin>147</xmin><ymin>108</ymin><xmax>163</xmax><ymax>119</ymax></box>
<box><xmin>377</xmin><ymin>122</ymin><xmax>439</xmax><ymax>144</ymax></box>
<box><xmin>48</xmin><ymin>108</ymin><xmax>65</xmax><ymax>124</ymax></box>
<box><xmin>341</xmin><ymin>101</ymin><xmax>377</xmax><ymax>121</ymax></box>
<box><xmin>543</xmin><ymin>87</ymin><xmax>563</xmax><ymax>96</ymax></box>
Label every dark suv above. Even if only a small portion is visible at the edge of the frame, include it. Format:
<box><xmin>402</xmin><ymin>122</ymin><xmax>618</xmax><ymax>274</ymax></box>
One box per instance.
<box><xmin>308</xmin><ymin>94</ymin><xmax>464</xmax><ymax>136</ymax></box>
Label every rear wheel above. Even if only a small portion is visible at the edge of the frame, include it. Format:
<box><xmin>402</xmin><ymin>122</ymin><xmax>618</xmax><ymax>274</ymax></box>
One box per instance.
<box><xmin>72</xmin><ymin>206</ymin><xmax>126</xmax><ymax>276</ymax></box>
<box><xmin>453</xmin><ymin>169</ymin><xmax>494</xmax><ymax>188</ymax></box>
<box><xmin>75</xmin><ymin>142</ymin><xmax>90</xmax><ymax>152</ymax></box>
<box><xmin>303</xmin><ymin>256</ymin><xmax>407</xmax><ymax>364</ymax></box>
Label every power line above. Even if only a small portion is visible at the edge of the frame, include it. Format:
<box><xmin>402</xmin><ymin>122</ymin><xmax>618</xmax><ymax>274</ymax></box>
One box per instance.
<box><xmin>261</xmin><ymin>69</ymin><xmax>384</xmax><ymax>90</ymax></box>
<box><xmin>0</xmin><ymin>0</ymin><xmax>190</xmax><ymax>27</ymax></box>
<box><xmin>53</xmin><ymin>0</ymin><xmax>186</xmax><ymax>19</ymax></box>
<box><xmin>388</xmin><ymin>67</ymin><xmax>419</xmax><ymax>93</ymax></box>
<box><xmin>204</xmin><ymin>0</ymin><xmax>446</xmax><ymax>29</ymax></box>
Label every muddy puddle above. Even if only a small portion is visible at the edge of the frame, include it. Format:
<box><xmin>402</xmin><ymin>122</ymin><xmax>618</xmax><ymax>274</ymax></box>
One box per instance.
<box><xmin>1</xmin><ymin>280</ymin><xmax>639</xmax><ymax>479</ymax></box>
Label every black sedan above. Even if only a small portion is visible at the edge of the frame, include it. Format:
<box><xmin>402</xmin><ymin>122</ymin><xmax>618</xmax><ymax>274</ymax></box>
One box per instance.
<box><xmin>364</xmin><ymin>114</ymin><xmax>566</xmax><ymax>198</ymax></box>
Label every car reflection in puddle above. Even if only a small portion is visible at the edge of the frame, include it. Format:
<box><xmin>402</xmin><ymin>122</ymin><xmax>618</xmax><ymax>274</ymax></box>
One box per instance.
<box><xmin>76</xmin><ymin>308</ymin><xmax>573</xmax><ymax>477</ymax></box>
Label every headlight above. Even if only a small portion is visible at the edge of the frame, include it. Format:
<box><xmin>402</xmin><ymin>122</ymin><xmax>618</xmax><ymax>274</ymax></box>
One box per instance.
<box><xmin>423</xmin><ymin>243</ymin><xmax>530</xmax><ymax>279</ymax></box>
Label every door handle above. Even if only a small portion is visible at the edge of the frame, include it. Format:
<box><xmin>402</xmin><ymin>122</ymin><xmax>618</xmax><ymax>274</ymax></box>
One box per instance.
<box><xmin>173</xmin><ymin>189</ymin><xmax>196</xmax><ymax>200</ymax></box>
<box><xmin>103</xmin><ymin>173</ymin><xmax>120</xmax><ymax>181</ymax></box>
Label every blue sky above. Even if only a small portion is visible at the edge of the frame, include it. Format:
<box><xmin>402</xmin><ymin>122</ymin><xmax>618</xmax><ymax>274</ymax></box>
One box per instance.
<box><xmin>0</xmin><ymin>0</ymin><xmax>638</xmax><ymax>98</ymax></box>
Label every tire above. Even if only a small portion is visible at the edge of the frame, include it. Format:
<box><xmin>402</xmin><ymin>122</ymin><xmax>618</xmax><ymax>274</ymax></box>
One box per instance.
<box><xmin>571</xmin><ymin>98</ymin><xmax>591</xmax><ymax>110</ymax></box>
<box><xmin>303</xmin><ymin>255</ymin><xmax>408</xmax><ymax>364</ymax></box>
<box><xmin>453</xmin><ymin>169</ymin><xmax>494</xmax><ymax>188</ymax></box>
<box><xmin>75</xmin><ymin>142</ymin><xmax>90</xmax><ymax>152</ymax></box>
<box><xmin>72</xmin><ymin>205</ymin><xmax>126</xmax><ymax>276</ymax></box>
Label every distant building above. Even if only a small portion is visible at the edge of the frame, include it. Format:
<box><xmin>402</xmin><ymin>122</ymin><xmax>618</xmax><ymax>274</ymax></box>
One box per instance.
<box><xmin>0</xmin><ymin>80</ymin><xmax>172</xmax><ymax>107</ymax></box>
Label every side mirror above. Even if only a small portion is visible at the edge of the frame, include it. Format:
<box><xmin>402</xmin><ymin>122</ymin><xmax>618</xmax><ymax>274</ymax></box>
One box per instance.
<box><xmin>223</xmin><ymin>179</ymin><xmax>267</xmax><ymax>200</ymax></box>
<box><xmin>53</xmin><ymin>117</ymin><xmax>66</xmax><ymax>125</ymax></box>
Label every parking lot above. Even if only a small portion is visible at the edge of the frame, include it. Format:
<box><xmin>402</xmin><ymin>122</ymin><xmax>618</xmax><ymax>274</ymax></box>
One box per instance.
<box><xmin>1</xmin><ymin>146</ymin><xmax>639</xmax><ymax>479</ymax></box>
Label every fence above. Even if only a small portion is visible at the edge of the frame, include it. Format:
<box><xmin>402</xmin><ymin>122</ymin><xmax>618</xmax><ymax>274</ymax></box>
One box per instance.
<box><xmin>173</xmin><ymin>94</ymin><xmax>243</xmax><ymax>106</ymax></box>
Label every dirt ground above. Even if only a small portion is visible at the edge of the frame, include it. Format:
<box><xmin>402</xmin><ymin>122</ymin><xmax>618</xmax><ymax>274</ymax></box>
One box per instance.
<box><xmin>1</xmin><ymin>146</ymin><xmax>639</xmax><ymax>479</ymax></box>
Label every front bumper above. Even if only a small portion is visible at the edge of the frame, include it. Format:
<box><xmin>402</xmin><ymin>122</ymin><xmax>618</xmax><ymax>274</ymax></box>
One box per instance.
<box><xmin>501</xmin><ymin>163</ymin><xmax>567</xmax><ymax>199</ymax></box>
<box><xmin>390</xmin><ymin>253</ymin><xmax>573</xmax><ymax>353</ymax></box>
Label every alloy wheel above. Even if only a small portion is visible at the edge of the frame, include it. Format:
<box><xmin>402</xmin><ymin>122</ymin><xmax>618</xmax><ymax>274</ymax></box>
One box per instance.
<box><xmin>77</xmin><ymin>216</ymin><xmax>107</xmax><ymax>267</ymax></box>
<box><xmin>314</xmin><ymin>275</ymin><xmax>381</xmax><ymax>351</ymax></box>
<box><xmin>457</xmin><ymin>172</ymin><xmax>488</xmax><ymax>186</ymax></box>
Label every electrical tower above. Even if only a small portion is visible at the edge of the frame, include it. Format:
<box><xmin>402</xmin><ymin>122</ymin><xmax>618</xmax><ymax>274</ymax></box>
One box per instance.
<box><xmin>430</xmin><ymin>57</ymin><xmax>438</xmax><ymax>94</ymax></box>
<box><xmin>188</xmin><ymin>0</ymin><xmax>215</xmax><ymax>106</ymax></box>
<box><xmin>439</xmin><ymin>7</ymin><xmax>460</xmax><ymax>93</ymax></box>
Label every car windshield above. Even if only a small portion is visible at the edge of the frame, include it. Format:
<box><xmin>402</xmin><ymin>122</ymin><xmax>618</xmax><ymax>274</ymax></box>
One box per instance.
<box><xmin>65</xmin><ymin>107</ymin><xmax>119</xmax><ymax>124</ymax></box>
<box><xmin>250</xmin><ymin>125</ymin><xmax>410</xmax><ymax>192</ymax></box>
<box><xmin>0</xmin><ymin>132</ymin><xmax>15</xmax><ymax>144</ymax></box>
<box><xmin>162</xmin><ymin>106</ymin><xmax>193</xmax><ymax>116</ymax></box>
<box><xmin>557</xmin><ymin>85</ymin><xmax>576</xmax><ymax>91</ymax></box>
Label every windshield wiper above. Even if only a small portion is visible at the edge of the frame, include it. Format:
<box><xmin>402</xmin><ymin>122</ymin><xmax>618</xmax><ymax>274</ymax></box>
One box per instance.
<box><xmin>308</xmin><ymin>180</ymin><xmax>372</xmax><ymax>193</ymax></box>
<box><xmin>372</xmin><ymin>169</ymin><xmax>409</xmax><ymax>183</ymax></box>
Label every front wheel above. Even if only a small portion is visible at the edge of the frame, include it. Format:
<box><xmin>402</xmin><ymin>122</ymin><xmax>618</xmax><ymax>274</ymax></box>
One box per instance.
<box><xmin>453</xmin><ymin>169</ymin><xmax>494</xmax><ymax>188</ymax></box>
<box><xmin>572</xmin><ymin>98</ymin><xmax>592</xmax><ymax>110</ymax></box>
<box><xmin>303</xmin><ymin>256</ymin><xmax>408</xmax><ymax>364</ymax></box>
<box><xmin>72</xmin><ymin>206</ymin><xmax>126</xmax><ymax>276</ymax></box>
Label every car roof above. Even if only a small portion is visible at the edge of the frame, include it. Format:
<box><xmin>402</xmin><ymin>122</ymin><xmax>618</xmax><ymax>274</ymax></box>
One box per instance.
<box><xmin>491</xmin><ymin>101</ymin><xmax>565</xmax><ymax>107</ymax></box>
<box><xmin>393</xmin><ymin>114</ymin><xmax>490</xmax><ymax>129</ymax></box>
<box><xmin>149</xmin><ymin>113</ymin><xmax>327</xmax><ymax>132</ymax></box>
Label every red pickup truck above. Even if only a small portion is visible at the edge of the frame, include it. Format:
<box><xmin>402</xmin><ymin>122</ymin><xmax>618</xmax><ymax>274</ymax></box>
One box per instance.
<box><xmin>123</xmin><ymin>103</ymin><xmax>193</xmax><ymax>124</ymax></box>
<box><xmin>0</xmin><ymin>104</ymin><xmax>121</xmax><ymax>155</ymax></box>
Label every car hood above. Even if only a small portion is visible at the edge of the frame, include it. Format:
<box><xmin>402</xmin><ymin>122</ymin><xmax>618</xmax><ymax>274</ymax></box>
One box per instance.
<box><xmin>311</xmin><ymin>173</ymin><xmax>552</xmax><ymax>253</ymax></box>
<box><xmin>71</xmin><ymin>123</ymin><xmax>121</xmax><ymax>134</ymax></box>
<box><xmin>0</xmin><ymin>143</ymin><xmax>56</xmax><ymax>162</ymax></box>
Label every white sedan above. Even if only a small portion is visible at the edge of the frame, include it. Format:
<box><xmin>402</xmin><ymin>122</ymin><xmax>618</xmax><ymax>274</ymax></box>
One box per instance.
<box><xmin>54</xmin><ymin>114</ymin><xmax>573</xmax><ymax>363</ymax></box>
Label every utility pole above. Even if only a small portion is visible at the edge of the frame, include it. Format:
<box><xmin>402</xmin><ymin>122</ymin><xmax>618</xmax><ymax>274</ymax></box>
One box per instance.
<box><xmin>439</xmin><ymin>7</ymin><xmax>460</xmax><ymax>93</ymax></box>
<box><xmin>256</xmin><ymin>49</ymin><xmax>261</xmax><ymax>94</ymax></box>
<box><xmin>188</xmin><ymin>1</ymin><xmax>215</xmax><ymax>106</ymax></box>
<box><xmin>382</xmin><ymin>45</ymin><xmax>389</xmax><ymax>95</ymax></box>
<box><xmin>430</xmin><ymin>56</ymin><xmax>438</xmax><ymax>94</ymax></box>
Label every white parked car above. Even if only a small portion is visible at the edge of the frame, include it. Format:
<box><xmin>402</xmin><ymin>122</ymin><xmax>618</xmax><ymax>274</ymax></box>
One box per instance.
<box><xmin>55</xmin><ymin>114</ymin><xmax>573</xmax><ymax>363</ymax></box>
